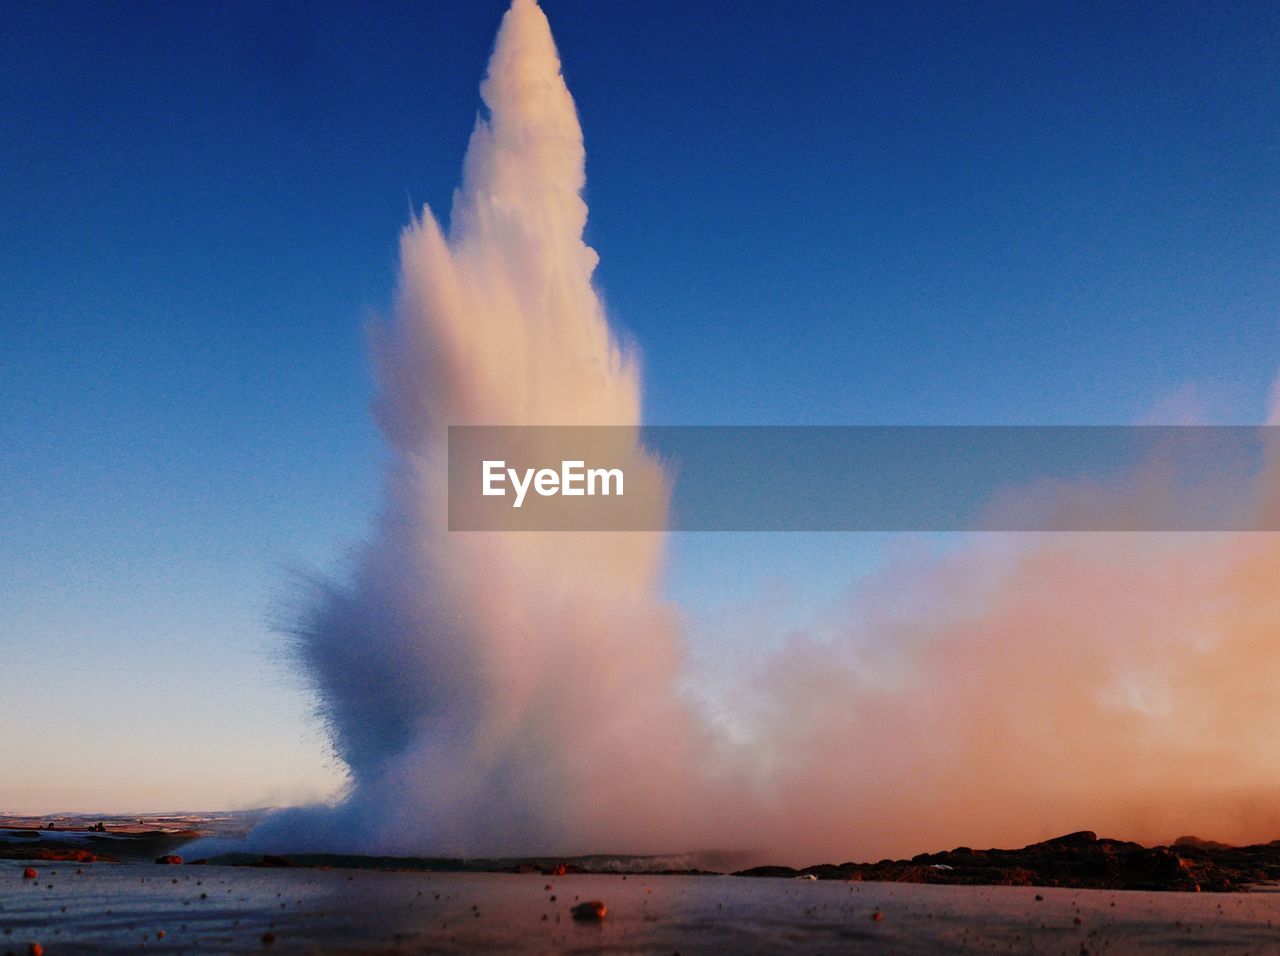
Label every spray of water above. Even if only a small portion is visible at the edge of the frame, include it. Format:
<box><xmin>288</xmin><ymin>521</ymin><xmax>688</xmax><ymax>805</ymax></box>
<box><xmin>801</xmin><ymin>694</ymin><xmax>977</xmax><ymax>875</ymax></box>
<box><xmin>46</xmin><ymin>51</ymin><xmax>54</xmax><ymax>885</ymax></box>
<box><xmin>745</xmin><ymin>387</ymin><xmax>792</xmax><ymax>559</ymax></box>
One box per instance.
<box><xmin>255</xmin><ymin>0</ymin><xmax>1280</xmax><ymax>862</ymax></box>
<box><xmin>259</xmin><ymin>0</ymin><xmax>710</xmax><ymax>857</ymax></box>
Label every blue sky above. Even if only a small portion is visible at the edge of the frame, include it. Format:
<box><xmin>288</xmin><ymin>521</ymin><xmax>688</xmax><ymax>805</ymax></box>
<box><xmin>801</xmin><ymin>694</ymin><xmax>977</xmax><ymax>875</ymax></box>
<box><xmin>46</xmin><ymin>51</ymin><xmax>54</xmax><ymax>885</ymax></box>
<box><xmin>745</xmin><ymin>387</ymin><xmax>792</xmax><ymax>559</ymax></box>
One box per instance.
<box><xmin>2</xmin><ymin>0</ymin><xmax>1277</xmax><ymax>810</ymax></box>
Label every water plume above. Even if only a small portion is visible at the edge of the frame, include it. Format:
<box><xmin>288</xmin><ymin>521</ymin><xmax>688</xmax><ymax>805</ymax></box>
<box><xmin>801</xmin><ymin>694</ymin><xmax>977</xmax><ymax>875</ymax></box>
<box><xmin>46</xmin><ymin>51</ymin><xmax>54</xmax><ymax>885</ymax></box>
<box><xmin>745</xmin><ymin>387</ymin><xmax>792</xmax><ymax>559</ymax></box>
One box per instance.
<box><xmin>267</xmin><ymin>0</ymin><xmax>706</xmax><ymax>856</ymax></box>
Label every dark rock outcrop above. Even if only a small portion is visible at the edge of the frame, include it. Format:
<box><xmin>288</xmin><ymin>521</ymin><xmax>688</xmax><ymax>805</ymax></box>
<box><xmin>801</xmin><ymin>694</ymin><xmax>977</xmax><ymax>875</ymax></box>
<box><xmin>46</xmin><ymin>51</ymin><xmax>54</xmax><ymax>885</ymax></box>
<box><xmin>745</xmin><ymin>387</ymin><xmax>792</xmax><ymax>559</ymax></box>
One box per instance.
<box><xmin>2</xmin><ymin>847</ymin><xmax>114</xmax><ymax>863</ymax></box>
<box><xmin>734</xmin><ymin>832</ymin><xmax>1280</xmax><ymax>892</ymax></box>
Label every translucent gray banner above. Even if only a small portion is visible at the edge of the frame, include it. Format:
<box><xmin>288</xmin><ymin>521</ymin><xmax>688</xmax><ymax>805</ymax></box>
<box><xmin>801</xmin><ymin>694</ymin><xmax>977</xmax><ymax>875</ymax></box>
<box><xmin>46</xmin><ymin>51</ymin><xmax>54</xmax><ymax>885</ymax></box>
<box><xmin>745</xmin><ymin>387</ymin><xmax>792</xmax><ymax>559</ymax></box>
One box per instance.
<box><xmin>448</xmin><ymin>426</ymin><xmax>1280</xmax><ymax>531</ymax></box>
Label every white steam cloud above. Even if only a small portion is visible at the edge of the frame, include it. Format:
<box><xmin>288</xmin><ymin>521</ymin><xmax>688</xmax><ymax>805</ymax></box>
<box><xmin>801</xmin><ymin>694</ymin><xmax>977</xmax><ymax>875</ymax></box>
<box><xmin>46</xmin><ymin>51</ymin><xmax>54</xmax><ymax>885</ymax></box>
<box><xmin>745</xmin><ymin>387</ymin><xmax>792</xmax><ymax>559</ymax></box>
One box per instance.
<box><xmin>264</xmin><ymin>0</ymin><xmax>708</xmax><ymax>857</ymax></box>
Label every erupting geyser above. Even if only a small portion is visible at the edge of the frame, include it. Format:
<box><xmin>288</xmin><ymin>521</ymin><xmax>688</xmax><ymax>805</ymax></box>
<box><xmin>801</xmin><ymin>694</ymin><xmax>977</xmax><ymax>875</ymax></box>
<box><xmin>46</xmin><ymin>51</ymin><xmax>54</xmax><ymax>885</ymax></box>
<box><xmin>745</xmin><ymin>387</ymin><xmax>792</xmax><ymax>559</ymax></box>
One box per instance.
<box><xmin>267</xmin><ymin>0</ymin><xmax>707</xmax><ymax>856</ymax></box>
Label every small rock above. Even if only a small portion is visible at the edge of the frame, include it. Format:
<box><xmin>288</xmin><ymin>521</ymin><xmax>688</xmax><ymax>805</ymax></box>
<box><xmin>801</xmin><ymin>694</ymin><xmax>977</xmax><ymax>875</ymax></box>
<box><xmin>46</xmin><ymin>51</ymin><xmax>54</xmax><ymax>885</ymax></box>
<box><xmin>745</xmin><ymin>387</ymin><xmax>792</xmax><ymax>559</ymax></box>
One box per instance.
<box><xmin>871</xmin><ymin>910</ymin><xmax>884</xmax><ymax>922</ymax></box>
<box><xmin>262</xmin><ymin>931</ymin><xmax>277</xmax><ymax>946</ymax></box>
<box><xmin>22</xmin><ymin>867</ymin><xmax>37</xmax><ymax>880</ymax></box>
<box><xmin>571</xmin><ymin>900</ymin><xmax>606</xmax><ymax>921</ymax></box>
<box><xmin>29</xmin><ymin>943</ymin><xmax>44</xmax><ymax>956</ymax></box>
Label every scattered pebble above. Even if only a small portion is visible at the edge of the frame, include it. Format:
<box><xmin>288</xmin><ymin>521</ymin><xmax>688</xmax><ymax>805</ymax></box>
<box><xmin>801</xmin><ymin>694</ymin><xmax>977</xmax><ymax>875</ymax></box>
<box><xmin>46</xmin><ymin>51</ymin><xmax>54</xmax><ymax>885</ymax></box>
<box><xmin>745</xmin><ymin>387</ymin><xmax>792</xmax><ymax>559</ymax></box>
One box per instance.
<box><xmin>571</xmin><ymin>900</ymin><xmax>607</xmax><ymax>921</ymax></box>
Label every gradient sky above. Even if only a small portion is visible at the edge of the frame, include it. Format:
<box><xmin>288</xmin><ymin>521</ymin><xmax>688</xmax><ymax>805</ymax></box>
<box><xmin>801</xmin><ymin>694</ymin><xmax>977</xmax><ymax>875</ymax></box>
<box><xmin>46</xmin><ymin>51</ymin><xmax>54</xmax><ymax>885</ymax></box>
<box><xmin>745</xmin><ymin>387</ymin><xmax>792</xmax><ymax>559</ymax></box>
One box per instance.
<box><xmin>2</xmin><ymin>0</ymin><xmax>1277</xmax><ymax>812</ymax></box>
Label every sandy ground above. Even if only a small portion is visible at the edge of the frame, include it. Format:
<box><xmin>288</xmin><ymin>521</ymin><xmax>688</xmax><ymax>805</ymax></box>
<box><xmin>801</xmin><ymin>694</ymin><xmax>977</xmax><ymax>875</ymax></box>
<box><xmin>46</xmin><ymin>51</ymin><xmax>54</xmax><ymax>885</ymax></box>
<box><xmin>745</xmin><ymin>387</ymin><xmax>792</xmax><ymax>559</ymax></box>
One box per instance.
<box><xmin>4</xmin><ymin>860</ymin><xmax>1280</xmax><ymax>953</ymax></box>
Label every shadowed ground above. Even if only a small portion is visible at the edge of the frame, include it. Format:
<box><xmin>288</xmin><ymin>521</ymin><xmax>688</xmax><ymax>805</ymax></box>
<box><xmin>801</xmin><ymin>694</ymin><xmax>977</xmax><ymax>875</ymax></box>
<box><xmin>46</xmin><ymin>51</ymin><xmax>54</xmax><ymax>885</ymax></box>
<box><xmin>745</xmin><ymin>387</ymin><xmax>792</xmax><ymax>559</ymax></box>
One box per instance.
<box><xmin>5</xmin><ymin>860</ymin><xmax>1280</xmax><ymax>954</ymax></box>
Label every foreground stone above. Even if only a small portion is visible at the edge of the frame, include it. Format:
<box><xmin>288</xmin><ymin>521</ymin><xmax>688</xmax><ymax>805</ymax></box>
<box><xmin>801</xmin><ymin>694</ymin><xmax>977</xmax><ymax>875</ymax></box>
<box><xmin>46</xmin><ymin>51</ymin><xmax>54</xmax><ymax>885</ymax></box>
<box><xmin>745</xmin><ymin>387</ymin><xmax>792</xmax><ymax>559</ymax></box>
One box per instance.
<box><xmin>571</xmin><ymin>900</ymin><xmax>607</xmax><ymax>921</ymax></box>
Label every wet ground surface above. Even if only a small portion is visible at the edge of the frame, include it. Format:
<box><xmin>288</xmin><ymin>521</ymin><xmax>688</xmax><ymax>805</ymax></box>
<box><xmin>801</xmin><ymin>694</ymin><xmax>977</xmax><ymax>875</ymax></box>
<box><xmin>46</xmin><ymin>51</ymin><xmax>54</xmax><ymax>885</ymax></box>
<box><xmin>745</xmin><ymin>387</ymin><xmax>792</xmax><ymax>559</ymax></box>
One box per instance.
<box><xmin>4</xmin><ymin>860</ymin><xmax>1280</xmax><ymax>953</ymax></box>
